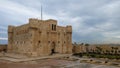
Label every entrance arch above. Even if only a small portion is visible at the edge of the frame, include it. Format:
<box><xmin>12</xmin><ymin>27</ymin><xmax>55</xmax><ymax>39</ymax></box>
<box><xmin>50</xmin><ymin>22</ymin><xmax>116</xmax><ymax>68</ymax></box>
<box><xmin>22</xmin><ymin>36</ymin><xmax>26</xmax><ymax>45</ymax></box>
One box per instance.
<box><xmin>51</xmin><ymin>42</ymin><xmax>56</xmax><ymax>55</ymax></box>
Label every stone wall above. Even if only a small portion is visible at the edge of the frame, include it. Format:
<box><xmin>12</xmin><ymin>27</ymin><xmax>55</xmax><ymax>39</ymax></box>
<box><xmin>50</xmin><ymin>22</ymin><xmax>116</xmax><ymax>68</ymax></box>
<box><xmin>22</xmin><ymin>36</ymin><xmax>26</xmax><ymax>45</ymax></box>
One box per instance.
<box><xmin>8</xmin><ymin>18</ymin><xmax>73</xmax><ymax>57</ymax></box>
<box><xmin>72</xmin><ymin>44</ymin><xmax>86</xmax><ymax>53</ymax></box>
<box><xmin>73</xmin><ymin>43</ymin><xmax>120</xmax><ymax>55</ymax></box>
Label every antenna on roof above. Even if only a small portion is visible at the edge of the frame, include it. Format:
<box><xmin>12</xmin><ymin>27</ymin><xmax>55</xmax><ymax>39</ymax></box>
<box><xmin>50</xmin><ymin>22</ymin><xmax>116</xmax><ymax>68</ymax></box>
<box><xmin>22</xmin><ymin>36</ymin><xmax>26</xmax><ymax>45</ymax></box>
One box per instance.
<box><xmin>41</xmin><ymin>5</ymin><xmax>43</xmax><ymax>20</ymax></box>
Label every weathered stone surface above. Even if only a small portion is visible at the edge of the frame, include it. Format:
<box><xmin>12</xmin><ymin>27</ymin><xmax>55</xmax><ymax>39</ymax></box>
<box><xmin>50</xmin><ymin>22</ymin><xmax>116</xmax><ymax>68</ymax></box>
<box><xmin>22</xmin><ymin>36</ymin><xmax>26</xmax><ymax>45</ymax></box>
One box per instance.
<box><xmin>7</xmin><ymin>18</ymin><xmax>73</xmax><ymax>57</ymax></box>
<box><xmin>0</xmin><ymin>45</ymin><xmax>7</xmax><ymax>52</ymax></box>
<box><xmin>72</xmin><ymin>43</ymin><xmax>120</xmax><ymax>55</ymax></box>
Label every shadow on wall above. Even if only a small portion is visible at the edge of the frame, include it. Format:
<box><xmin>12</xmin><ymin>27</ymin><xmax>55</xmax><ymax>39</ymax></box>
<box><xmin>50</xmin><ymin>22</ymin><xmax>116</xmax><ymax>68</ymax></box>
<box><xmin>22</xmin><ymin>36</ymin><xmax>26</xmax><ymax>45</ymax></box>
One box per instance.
<box><xmin>0</xmin><ymin>44</ymin><xmax>7</xmax><ymax>52</ymax></box>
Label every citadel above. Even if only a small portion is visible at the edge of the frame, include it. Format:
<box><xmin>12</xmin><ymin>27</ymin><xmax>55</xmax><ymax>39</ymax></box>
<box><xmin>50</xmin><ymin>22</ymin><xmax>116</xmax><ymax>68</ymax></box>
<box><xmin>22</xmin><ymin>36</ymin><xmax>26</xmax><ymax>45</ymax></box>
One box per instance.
<box><xmin>7</xmin><ymin>18</ymin><xmax>73</xmax><ymax>57</ymax></box>
<box><xmin>0</xmin><ymin>18</ymin><xmax>119</xmax><ymax>57</ymax></box>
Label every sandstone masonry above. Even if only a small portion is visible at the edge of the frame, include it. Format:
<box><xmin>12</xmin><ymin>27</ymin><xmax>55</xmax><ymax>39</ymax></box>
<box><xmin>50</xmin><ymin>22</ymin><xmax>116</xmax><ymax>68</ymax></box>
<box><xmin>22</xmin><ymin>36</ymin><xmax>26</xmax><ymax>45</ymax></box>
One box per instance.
<box><xmin>8</xmin><ymin>18</ymin><xmax>72</xmax><ymax>57</ymax></box>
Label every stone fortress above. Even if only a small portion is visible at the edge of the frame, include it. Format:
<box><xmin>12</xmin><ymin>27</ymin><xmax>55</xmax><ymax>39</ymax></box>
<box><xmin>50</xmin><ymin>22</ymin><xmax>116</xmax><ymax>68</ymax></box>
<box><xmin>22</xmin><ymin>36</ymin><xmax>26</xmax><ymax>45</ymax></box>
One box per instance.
<box><xmin>7</xmin><ymin>18</ymin><xmax>73</xmax><ymax>57</ymax></box>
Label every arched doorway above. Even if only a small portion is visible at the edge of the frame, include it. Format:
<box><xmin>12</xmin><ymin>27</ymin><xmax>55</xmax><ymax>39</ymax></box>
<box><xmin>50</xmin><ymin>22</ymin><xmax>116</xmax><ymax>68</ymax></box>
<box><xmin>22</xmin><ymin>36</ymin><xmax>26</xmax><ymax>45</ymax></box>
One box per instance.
<box><xmin>51</xmin><ymin>42</ymin><xmax>55</xmax><ymax>55</ymax></box>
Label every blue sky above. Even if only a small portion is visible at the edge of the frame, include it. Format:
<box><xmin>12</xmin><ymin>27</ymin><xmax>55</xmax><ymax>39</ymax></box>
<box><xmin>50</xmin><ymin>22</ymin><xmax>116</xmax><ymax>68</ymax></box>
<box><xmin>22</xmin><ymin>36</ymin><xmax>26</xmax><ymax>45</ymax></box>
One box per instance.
<box><xmin>0</xmin><ymin>0</ymin><xmax>120</xmax><ymax>44</ymax></box>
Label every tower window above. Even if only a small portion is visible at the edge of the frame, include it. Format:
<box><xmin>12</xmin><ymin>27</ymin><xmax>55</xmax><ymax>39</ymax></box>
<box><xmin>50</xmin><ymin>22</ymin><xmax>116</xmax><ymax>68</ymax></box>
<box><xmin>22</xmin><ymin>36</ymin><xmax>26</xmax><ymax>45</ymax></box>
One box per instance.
<box><xmin>52</xmin><ymin>24</ymin><xmax>56</xmax><ymax>31</ymax></box>
<box><xmin>48</xmin><ymin>41</ymin><xmax>50</xmax><ymax>43</ymax></box>
<box><xmin>54</xmin><ymin>25</ymin><xmax>56</xmax><ymax>30</ymax></box>
<box><xmin>52</xmin><ymin>24</ymin><xmax>54</xmax><ymax>30</ymax></box>
<box><xmin>39</xmin><ymin>41</ymin><xmax>41</xmax><ymax>43</ymax></box>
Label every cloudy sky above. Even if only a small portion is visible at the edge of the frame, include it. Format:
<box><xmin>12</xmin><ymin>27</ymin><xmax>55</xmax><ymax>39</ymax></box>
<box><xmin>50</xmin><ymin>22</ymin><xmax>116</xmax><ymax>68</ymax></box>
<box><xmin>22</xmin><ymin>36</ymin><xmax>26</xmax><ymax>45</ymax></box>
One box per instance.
<box><xmin>0</xmin><ymin>0</ymin><xmax>120</xmax><ymax>44</ymax></box>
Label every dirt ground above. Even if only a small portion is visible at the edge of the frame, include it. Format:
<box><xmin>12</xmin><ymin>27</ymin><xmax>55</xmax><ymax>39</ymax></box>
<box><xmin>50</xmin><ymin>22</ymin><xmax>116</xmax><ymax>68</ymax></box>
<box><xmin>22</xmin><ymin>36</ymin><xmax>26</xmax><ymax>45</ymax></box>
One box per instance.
<box><xmin>0</xmin><ymin>59</ymin><xmax>73</xmax><ymax>68</ymax></box>
<box><xmin>0</xmin><ymin>57</ymin><xmax>119</xmax><ymax>68</ymax></box>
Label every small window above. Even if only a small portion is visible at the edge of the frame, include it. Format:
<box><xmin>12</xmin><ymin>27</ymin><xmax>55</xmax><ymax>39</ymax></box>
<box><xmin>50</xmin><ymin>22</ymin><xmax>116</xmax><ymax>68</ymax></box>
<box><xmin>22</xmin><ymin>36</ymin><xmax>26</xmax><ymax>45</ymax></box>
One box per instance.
<box><xmin>52</xmin><ymin>24</ymin><xmax>56</xmax><ymax>31</ymax></box>
<box><xmin>47</xmin><ymin>32</ymin><xmax>49</xmax><ymax>34</ymax></box>
<box><xmin>39</xmin><ymin>41</ymin><xmax>41</xmax><ymax>43</ymax></box>
<box><xmin>48</xmin><ymin>41</ymin><xmax>50</xmax><ymax>43</ymax></box>
<box><xmin>52</xmin><ymin>24</ymin><xmax>54</xmax><ymax>30</ymax></box>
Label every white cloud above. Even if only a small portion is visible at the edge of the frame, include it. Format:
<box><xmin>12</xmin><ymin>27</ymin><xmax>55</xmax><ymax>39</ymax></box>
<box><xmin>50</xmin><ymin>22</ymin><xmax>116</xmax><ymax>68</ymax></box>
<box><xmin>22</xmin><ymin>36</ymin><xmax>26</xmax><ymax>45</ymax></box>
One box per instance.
<box><xmin>0</xmin><ymin>26</ymin><xmax>7</xmax><ymax>30</ymax></box>
<box><xmin>0</xmin><ymin>0</ymin><xmax>57</xmax><ymax>23</ymax></box>
<box><xmin>0</xmin><ymin>31</ymin><xmax>7</xmax><ymax>34</ymax></box>
<box><xmin>96</xmin><ymin>0</ymin><xmax>120</xmax><ymax>19</ymax></box>
<box><xmin>0</xmin><ymin>37</ymin><xmax>8</xmax><ymax>40</ymax></box>
<box><xmin>0</xmin><ymin>0</ymin><xmax>120</xmax><ymax>44</ymax></box>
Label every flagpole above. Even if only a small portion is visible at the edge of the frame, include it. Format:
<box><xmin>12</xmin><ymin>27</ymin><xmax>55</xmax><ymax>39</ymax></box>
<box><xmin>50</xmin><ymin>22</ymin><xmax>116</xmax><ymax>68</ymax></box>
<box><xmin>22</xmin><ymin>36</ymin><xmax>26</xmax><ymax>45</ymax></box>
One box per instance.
<box><xmin>41</xmin><ymin>5</ymin><xmax>43</xmax><ymax>20</ymax></box>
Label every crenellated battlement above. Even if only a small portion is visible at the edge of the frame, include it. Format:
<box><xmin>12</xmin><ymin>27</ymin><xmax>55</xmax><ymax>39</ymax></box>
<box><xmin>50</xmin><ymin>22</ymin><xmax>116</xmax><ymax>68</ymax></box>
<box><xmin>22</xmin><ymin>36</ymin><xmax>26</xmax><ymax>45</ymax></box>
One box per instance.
<box><xmin>45</xmin><ymin>19</ymin><xmax>57</xmax><ymax>24</ymax></box>
<box><xmin>29</xmin><ymin>18</ymin><xmax>39</xmax><ymax>23</ymax></box>
<box><xmin>66</xmin><ymin>25</ymin><xmax>72</xmax><ymax>32</ymax></box>
<box><xmin>29</xmin><ymin>18</ymin><xmax>40</xmax><ymax>29</ymax></box>
<box><xmin>8</xmin><ymin>25</ymin><xmax>15</xmax><ymax>33</ymax></box>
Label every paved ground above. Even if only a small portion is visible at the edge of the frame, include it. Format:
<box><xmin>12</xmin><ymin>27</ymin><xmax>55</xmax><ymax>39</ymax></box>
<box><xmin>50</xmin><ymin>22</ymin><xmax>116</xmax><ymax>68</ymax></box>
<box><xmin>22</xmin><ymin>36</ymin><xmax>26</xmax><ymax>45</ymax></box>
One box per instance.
<box><xmin>0</xmin><ymin>59</ymin><xmax>73</xmax><ymax>68</ymax></box>
<box><xmin>0</xmin><ymin>58</ymin><xmax>119</xmax><ymax>68</ymax></box>
<box><xmin>0</xmin><ymin>53</ymin><xmax>119</xmax><ymax>68</ymax></box>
